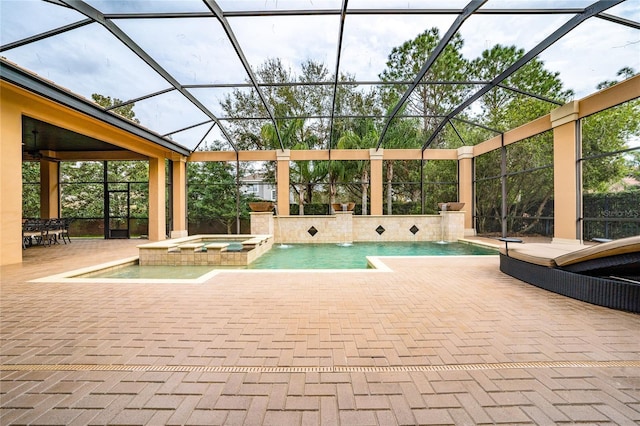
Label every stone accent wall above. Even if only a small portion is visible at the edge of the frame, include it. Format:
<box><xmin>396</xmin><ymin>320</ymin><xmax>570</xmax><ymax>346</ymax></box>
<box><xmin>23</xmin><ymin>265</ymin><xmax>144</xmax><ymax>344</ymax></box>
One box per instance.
<box><xmin>353</xmin><ymin>215</ymin><xmax>437</xmax><ymax>242</ymax></box>
<box><xmin>272</xmin><ymin>214</ymin><xmax>353</xmax><ymax>244</ymax></box>
<box><xmin>440</xmin><ymin>211</ymin><xmax>465</xmax><ymax>241</ymax></box>
<box><xmin>250</xmin><ymin>212</ymin><xmax>275</xmax><ymax>235</ymax></box>
<box><xmin>254</xmin><ymin>212</ymin><xmax>466</xmax><ymax>243</ymax></box>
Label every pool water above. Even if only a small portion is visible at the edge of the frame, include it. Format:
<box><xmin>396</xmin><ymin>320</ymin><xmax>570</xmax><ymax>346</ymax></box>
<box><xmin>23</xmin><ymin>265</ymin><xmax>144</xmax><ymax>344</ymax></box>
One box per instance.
<box><xmin>75</xmin><ymin>242</ymin><xmax>496</xmax><ymax>279</ymax></box>
<box><xmin>247</xmin><ymin>242</ymin><xmax>495</xmax><ymax>269</ymax></box>
<box><xmin>83</xmin><ymin>265</ymin><xmax>216</xmax><ymax>279</ymax></box>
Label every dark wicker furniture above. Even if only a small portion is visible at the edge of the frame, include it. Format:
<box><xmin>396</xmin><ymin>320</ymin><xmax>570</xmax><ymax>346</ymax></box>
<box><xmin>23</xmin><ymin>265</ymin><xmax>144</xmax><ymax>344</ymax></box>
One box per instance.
<box><xmin>499</xmin><ymin>236</ymin><xmax>640</xmax><ymax>313</ymax></box>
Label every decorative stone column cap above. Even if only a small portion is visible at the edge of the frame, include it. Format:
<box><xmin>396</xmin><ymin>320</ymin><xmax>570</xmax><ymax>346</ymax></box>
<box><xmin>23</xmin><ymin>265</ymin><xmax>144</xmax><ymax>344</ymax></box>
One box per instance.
<box><xmin>457</xmin><ymin>145</ymin><xmax>474</xmax><ymax>160</ymax></box>
<box><xmin>550</xmin><ymin>100</ymin><xmax>579</xmax><ymax>128</ymax></box>
<box><xmin>369</xmin><ymin>148</ymin><xmax>384</xmax><ymax>160</ymax></box>
<box><xmin>276</xmin><ymin>149</ymin><xmax>291</xmax><ymax>160</ymax></box>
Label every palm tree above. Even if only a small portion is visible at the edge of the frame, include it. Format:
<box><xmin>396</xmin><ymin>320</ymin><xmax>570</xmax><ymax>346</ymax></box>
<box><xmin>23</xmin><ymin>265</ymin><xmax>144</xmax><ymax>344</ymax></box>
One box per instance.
<box><xmin>380</xmin><ymin>117</ymin><xmax>421</xmax><ymax>214</ymax></box>
<box><xmin>336</xmin><ymin>124</ymin><xmax>379</xmax><ymax>215</ymax></box>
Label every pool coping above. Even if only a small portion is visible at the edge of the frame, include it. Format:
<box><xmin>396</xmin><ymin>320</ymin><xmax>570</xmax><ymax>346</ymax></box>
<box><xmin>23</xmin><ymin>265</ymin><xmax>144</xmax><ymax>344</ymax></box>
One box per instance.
<box><xmin>29</xmin><ymin>255</ymin><xmax>503</xmax><ymax>284</ymax></box>
<box><xmin>29</xmin><ymin>255</ymin><xmax>394</xmax><ymax>284</ymax></box>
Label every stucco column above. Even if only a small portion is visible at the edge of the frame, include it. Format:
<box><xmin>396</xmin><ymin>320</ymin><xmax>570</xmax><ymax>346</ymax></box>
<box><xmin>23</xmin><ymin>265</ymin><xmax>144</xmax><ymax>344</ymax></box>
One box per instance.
<box><xmin>148</xmin><ymin>156</ymin><xmax>166</xmax><ymax>241</ymax></box>
<box><xmin>369</xmin><ymin>148</ymin><xmax>384</xmax><ymax>216</ymax></box>
<box><xmin>170</xmin><ymin>156</ymin><xmax>188</xmax><ymax>238</ymax></box>
<box><xmin>457</xmin><ymin>146</ymin><xmax>475</xmax><ymax>236</ymax></box>
<box><xmin>40</xmin><ymin>159</ymin><xmax>59</xmax><ymax>219</ymax></box>
<box><xmin>0</xmin><ymin>95</ymin><xmax>23</xmax><ymax>265</ymax></box>
<box><xmin>551</xmin><ymin>101</ymin><xmax>580</xmax><ymax>244</ymax></box>
<box><xmin>276</xmin><ymin>149</ymin><xmax>290</xmax><ymax>216</ymax></box>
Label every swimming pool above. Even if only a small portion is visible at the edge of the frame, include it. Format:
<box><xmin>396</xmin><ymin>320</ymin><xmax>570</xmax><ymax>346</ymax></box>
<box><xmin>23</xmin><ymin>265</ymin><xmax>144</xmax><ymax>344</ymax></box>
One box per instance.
<box><xmin>73</xmin><ymin>241</ymin><xmax>494</xmax><ymax>278</ymax></box>
<box><xmin>248</xmin><ymin>242</ymin><xmax>495</xmax><ymax>269</ymax></box>
<box><xmin>82</xmin><ymin>264</ymin><xmax>217</xmax><ymax>279</ymax></box>
<box><xmin>34</xmin><ymin>241</ymin><xmax>496</xmax><ymax>283</ymax></box>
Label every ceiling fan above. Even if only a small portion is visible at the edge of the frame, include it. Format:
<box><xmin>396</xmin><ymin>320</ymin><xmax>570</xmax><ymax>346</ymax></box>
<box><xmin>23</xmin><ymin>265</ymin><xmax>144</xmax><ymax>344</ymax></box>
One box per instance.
<box><xmin>23</xmin><ymin>130</ymin><xmax>59</xmax><ymax>162</ymax></box>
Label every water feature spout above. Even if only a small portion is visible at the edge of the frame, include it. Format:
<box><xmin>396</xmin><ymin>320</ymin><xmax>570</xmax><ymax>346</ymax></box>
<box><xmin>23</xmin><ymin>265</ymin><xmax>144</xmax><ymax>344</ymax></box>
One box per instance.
<box><xmin>436</xmin><ymin>203</ymin><xmax>449</xmax><ymax>244</ymax></box>
<box><xmin>273</xmin><ymin>204</ymin><xmax>292</xmax><ymax>248</ymax></box>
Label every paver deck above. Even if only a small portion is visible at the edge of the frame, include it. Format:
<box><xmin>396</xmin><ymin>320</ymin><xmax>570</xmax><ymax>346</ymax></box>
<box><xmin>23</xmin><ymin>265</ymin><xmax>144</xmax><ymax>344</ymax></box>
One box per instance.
<box><xmin>1</xmin><ymin>239</ymin><xmax>639</xmax><ymax>425</ymax></box>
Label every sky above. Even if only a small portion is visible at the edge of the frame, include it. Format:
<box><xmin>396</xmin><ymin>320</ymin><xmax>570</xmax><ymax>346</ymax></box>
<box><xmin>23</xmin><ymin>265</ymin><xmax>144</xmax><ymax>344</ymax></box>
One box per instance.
<box><xmin>1</xmin><ymin>0</ymin><xmax>639</xmax><ymax>149</ymax></box>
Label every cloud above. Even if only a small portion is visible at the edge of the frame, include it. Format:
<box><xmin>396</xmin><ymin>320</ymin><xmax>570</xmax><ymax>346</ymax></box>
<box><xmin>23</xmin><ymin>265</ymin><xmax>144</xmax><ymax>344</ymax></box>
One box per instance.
<box><xmin>229</xmin><ymin>15</ymin><xmax>339</xmax><ymax>79</ymax></box>
<box><xmin>3</xmin><ymin>22</ymin><xmax>170</xmax><ymax>102</ymax></box>
<box><xmin>2</xmin><ymin>0</ymin><xmax>638</xmax><ymax>143</ymax></box>
<box><xmin>117</xmin><ymin>17</ymin><xmax>251</xmax><ymax>85</ymax></box>
<box><xmin>539</xmin><ymin>17</ymin><xmax>640</xmax><ymax>97</ymax></box>
<box><xmin>0</xmin><ymin>0</ymin><xmax>81</xmax><ymax>44</ymax></box>
<box><xmin>340</xmin><ymin>14</ymin><xmax>455</xmax><ymax>80</ymax></box>
<box><xmin>134</xmin><ymin>90</ymin><xmax>210</xmax><ymax>136</ymax></box>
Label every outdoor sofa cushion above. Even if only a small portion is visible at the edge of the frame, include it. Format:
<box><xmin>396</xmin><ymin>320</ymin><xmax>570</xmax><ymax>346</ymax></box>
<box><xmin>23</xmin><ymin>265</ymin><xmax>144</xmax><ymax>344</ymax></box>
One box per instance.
<box><xmin>498</xmin><ymin>243</ymin><xmax>583</xmax><ymax>267</ymax></box>
<box><xmin>554</xmin><ymin>235</ymin><xmax>640</xmax><ymax>267</ymax></box>
<box><xmin>499</xmin><ymin>235</ymin><xmax>640</xmax><ymax>270</ymax></box>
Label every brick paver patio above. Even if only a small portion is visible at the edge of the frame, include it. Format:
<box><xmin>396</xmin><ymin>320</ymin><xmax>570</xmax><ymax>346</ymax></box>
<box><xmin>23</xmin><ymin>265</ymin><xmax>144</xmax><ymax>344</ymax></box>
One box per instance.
<box><xmin>1</xmin><ymin>239</ymin><xmax>639</xmax><ymax>425</ymax></box>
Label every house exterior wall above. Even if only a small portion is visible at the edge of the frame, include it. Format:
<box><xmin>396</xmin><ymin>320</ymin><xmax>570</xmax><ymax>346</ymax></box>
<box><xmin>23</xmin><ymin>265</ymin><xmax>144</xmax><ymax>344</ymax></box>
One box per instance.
<box><xmin>241</xmin><ymin>180</ymin><xmax>276</xmax><ymax>201</ymax></box>
<box><xmin>0</xmin><ymin>81</ymin><xmax>182</xmax><ymax>265</ymax></box>
<box><xmin>0</xmin><ymin>84</ymin><xmax>24</xmax><ymax>265</ymax></box>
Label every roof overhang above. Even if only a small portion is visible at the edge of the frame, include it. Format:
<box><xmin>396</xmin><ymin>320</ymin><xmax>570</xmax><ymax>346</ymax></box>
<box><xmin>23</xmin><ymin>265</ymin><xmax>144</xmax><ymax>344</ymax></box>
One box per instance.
<box><xmin>0</xmin><ymin>59</ymin><xmax>191</xmax><ymax>157</ymax></box>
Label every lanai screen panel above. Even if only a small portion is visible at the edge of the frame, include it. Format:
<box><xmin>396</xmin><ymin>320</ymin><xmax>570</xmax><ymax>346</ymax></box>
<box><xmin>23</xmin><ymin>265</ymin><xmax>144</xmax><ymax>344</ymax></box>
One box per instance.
<box><xmin>1</xmin><ymin>0</ymin><xmax>638</xmax><ymax>153</ymax></box>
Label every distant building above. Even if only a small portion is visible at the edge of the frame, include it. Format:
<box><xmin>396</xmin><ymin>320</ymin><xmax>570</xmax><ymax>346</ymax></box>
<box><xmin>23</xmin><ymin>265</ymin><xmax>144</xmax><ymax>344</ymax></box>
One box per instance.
<box><xmin>607</xmin><ymin>176</ymin><xmax>640</xmax><ymax>192</ymax></box>
<box><xmin>241</xmin><ymin>174</ymin><xmax>276</xmax><ymax>201</ymax></box>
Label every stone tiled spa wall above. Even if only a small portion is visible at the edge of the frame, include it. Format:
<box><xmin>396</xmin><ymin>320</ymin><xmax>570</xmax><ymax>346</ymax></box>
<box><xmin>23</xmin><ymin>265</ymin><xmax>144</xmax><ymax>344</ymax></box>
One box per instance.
<box><xmin>251</xmin><ymin>211</ymin><xmax>465</xmax><ymax>243</ymax></box>
<box><xmin>138</xmin><ymin>235</ymin><xmax>273</xmax><ymax>266</ymax></box>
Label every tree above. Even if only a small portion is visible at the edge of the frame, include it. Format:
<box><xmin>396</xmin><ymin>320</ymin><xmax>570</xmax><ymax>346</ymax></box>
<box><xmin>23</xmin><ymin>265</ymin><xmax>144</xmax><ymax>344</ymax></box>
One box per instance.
<box><xmin>409</xmin><ymin>158</ymin><xmax>458</xmax><ymax>214</ymax></box>
<box><xmin>378</xmin><ymin>28</ymin><xmax>470</xmax><ymax>214</ymax></box>
<box><xmin>261</xmin><ymin>115</ymin><xmax>327</xmax><ymax>215</ymax></box>
<box><xmin>326</xmin><ymin>84</ymin><xmax>382</xmax><ymax>212</ymax></box>
<box><xmin>582</xmin><ymin>68</ymin><xmax>640</xmax><ymax>193</ymax></box>
<box><xmin>468</xmin><ymin>45</ymin><xmax>574</xmax><ymax>234</ymax></box>
<box><xmin>336</xmin><ymin>124</ymin><xmax>379</xmax><ymax>215</ymax></box>
<box><xmin>60</xmin><ymin>162</ymin><xmax>105</xmax><ymax>220</ymax></box>
<box><xmin>91</xmin><ymin>94</ymin><xmax>140</xmax><ymax>123</ymax></box>
<box><xmin>469</xmin><ymin>45</ymin><xmax>573</xmax><ymax>131</ymax></box>
<box><xmin>379</xmin><ymin>28</ymin><xmax>471</xmax><ymax>147</ymax></box>
<box><xmin>216</xmin><ymin>36</ymin><xmax>637</xmax><ymax>227</ymax></box>
<box><xmin>382</xmin><ymin>117</ymin><xmax>421</xmax><ymax>214</ymax></box>
<box><xmin>21</xmin><ymin>162</ymin><xmax>40</xmax><ymax>217</ymax></box>
<box><xmin>223</xmin><ymin>58</ymin><xmax>387</xmax><ymax>212</ymax></box>
<box><xmin>187</xmin><ymin>143</ymin><xmax>250</xmax><ymax>233</ymax></box>
<box><xmin>221</xmin><ymin>59</ymin><xmax>332</xmax><ymax>213</ymax></box>
<box><xmin>628</xmin><ymin>151</ymin><xmax>640</xmax><ymax>182</ymax></box>
<box><xmin>221</xmin><ymin>58</ymin><xmax>330</xmax><ymax>151</ymax></box>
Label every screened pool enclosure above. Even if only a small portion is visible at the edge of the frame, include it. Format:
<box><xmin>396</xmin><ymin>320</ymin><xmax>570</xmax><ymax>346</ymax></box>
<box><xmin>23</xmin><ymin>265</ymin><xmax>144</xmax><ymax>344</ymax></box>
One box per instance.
<box><xmin>1</xmin><ymin>0</ymin><xmax>638</xmax><ymax>265</ymax></box>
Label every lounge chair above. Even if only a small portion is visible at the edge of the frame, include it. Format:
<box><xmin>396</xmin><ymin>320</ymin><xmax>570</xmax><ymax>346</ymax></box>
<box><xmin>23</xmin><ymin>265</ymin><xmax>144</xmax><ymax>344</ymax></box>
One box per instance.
<box><xmin>499</xmin><ymin>236</ymin><xmax>640</xmax><ymax>313</ymax></box>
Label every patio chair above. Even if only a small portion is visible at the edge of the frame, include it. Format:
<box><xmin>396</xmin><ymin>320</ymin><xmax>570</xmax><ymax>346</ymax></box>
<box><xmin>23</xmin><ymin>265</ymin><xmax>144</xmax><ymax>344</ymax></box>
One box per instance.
<box><xmin>499</xmin><ymin>235</ymin><xmax>640</xmax><ymax>313</ymax></box>
<box><xmin>43</xmin><ymin>219</ymin><xmax>63</xmax><ymax>245</ymax></box>
<box><xmin>22</xmin><ymin>219</ymin><xmax>47</xmax><ymax>248</ymax></box>
<box><xmin>22</xmin><ymin>219</ymin><xmax>36</xmax><ymax>249</ymax></box>
<box><xmin>54</xmin><ymin>218</ymin><xmax>72</xmax><ymax>244</ymax></box>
